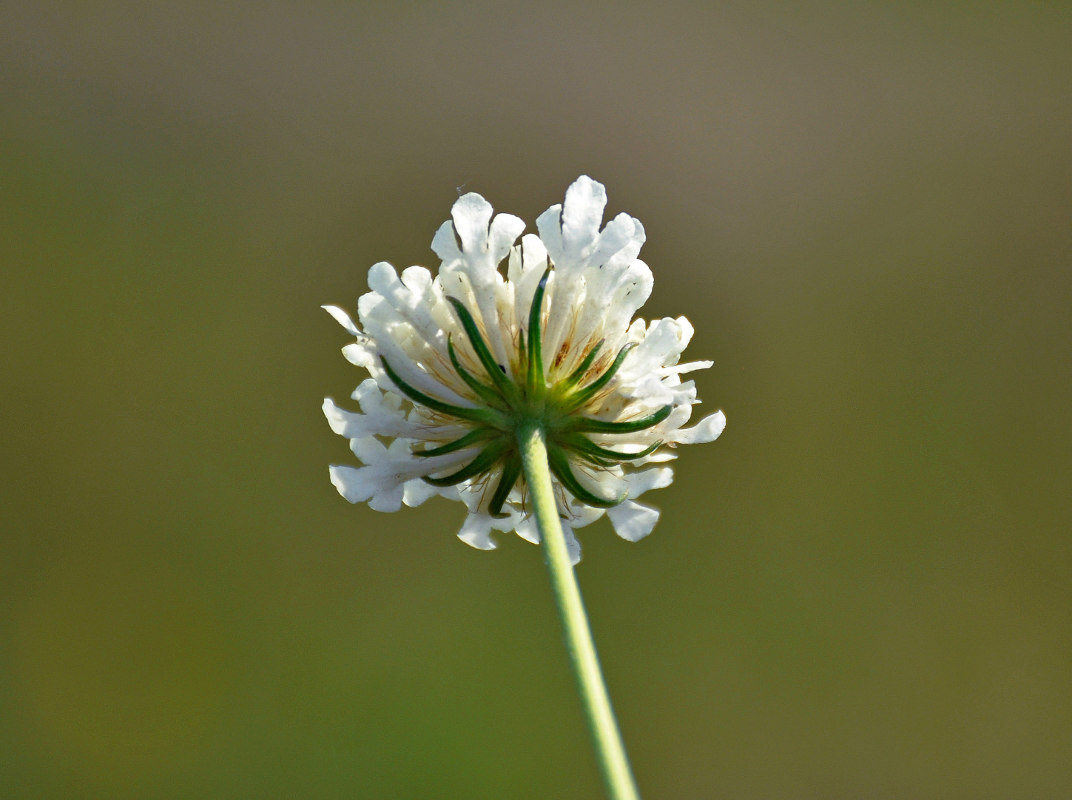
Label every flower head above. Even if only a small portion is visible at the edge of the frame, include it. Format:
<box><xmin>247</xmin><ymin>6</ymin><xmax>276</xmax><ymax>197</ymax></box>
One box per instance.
<box><xmin>324</xmin><ymin>176</ymin><xmax>725</xmax><ymax>562</ymax></box>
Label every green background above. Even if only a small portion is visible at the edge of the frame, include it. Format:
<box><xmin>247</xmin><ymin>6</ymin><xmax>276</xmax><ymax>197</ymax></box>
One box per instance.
<box><xmin>3</xmin><ymin>2</ymin><xmax>1070</xmax><ymax>797</ymax></box>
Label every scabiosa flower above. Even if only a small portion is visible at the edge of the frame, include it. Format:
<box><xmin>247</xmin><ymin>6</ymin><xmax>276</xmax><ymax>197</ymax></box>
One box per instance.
<box><xmin>324</xmin><ymin>175</ymin><xmax>725</xmax><ymax>562</ymax></box>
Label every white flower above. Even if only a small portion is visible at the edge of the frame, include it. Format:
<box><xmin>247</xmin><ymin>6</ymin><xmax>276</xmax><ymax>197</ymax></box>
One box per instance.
<box><xmin>324</xmin><ymin>176</ymin><xmax>725</xmax><ymax>562</ymax></box>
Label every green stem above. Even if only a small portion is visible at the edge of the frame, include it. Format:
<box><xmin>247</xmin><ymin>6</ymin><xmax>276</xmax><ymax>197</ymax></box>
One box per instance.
<box><xmin>517</xmin><ymin>421</ymin><xmax>641</xmax><ymax>800</ymax></box>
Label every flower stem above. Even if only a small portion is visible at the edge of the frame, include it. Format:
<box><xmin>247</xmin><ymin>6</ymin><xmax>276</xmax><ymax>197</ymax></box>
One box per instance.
<box><xmin>517</xmin><ymin>421</ymin><xmax>641</xmax><ymax>800</ymax></box>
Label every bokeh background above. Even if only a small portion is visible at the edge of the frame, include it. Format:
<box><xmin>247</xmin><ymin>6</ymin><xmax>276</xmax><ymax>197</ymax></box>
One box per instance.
<box><xmin>3</xmin><ymin>2</ymin><xmax>1070</xmax><ymax>798</ymax></box>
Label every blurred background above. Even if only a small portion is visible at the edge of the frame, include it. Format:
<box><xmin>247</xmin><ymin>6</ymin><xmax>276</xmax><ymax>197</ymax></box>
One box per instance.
<box><xmin>2</xmin><ymin>2</ymin><xmax>1070</xmax><ymax>797</ymax></box>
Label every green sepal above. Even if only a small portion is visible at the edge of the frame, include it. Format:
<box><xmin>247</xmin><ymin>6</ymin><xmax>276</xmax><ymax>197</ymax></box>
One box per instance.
<box><xmin>380</xmin><ymin>356</ymin><xmax>505</xmax><ymax>426</ymax></box>
<box><xmin>569</xmin><ymin>404</ymin><xmax>673</xmax><ymax>434</ymax></box>
<box><xmin>571</xmin><ymin>451</ymin><xmax>617</xmax><ymax>469</ymax></box>
<box><xmin>560</xmin><ymin>339</ymin><xmax>605</xmax><ymax>391</ymax></box>
<box><xmin>517</xmin><ymin>329</ymin><xmax>527</xmax><ymax>374</ymax></box>
<box><xmin>488</xmin><ymin>453</ymin><xmax>522</xmax><ymax>517</ymax></box>
<box><xmin>422</xmin><ymin>440</ymin><xmax>509</xmax><ymax>487</ymax></box>
<box><xmin>562</xmin><ymin>342</ymin><xmax>637</xmax><ymax>412</ymax></box>
<box><xmin>448</xmin><ymin>336</ymin><xmax>508</xmax><ymax>411</ymax></box>
<box><xmin>526</xmin><ymin>266</ymin><xmax>551</xmax><ymax>397</ymax></box>
<box><xmin>414</xmin><ymin>427</ymin><xmax>498</xmax><ymax>458</ymax></box>
<box><xmin>561</xmin><ymin>434</ymin><xmax>662</xmax><ymax>463</ymax></box>
<box><xmin>446</xmin><ymin>297</ymin><xmax>520</xmax><ymax>404</ymax></box>
<box><xmin>546</xmin><ymin>445</ymin><xmax>625</xmax><ymax>508</ymax></box>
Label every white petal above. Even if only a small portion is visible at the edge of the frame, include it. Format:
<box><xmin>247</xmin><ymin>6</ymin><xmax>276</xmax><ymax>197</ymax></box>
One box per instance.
<box><xmin>622</xmin><ymin>317</ymin><xmax>692</xmax><ymax>377</ymax></box>
<box><xmin>623</xmin><ymin>466</ymin><xmax>674</xmax><ymax>498</ymax></box>
<box><xmin>323</xmin><ymin>397</ymin><xmax>367</xmax><ymax>438</ymax></box>
<box><xmin>665</xmin><ymin>355</ymin><xmax>713</xmax><ymax>374</ymax></box>
<box><xmin>637</xmin><ymin>449</ymin><xmax>677</xmax><ymax>464</ymax></box>
<box><xmin>353</xmin><ymin>379</ymin><xmax>442</xmax><ymax>436</ymax></box>
<box><xmin>562</xmin><ymin>521</ymin><xmax>582</xmax><ymax>565</ymax></box>
<box><xmin>402</xmin><ymin>479</ymin><xmax>439</xmax><ymax>507</ymax></box>
<box><xmin>487</xmin><ymin>213</ymin><xmax>527</xmax><ymax>267</ymax></box>
<box><xmin>323</xmin><ymin>393</ymin><xmax>427</xmax><ymax>440</ymax></box>
<box><xmin>514</xmin><ymin>515</ymin><xmax>540</xmax><ymax>545</ymax></box>
<box><xmin>620</xmin><ymin>374</ymin><xmax>677</xmax><ymax>407</ymax></box>
<box><xmin>330</xmin><ymin>434</ymin><xmax>478</xmax><ymax>514</ymax></box>
<box><xmin>558</xmin><ymin>175</ymin><xmax>607</xmax><ymax>264</ymax></box>
<box><xmin>341</xmin><ymin>341</ymin><xmax>377</xmax><ymax>370</ymax></box>
<box><xmin>606</xmin><ymin>500</ymin><xmax>660</xmax><ymax>542</ymax></box>
<box><xmin>330</xmin><ymin>456</ymin><xmax>408</xmax><ymax>512</ymax></box>
<box><xmin>366</xmin><ymin>262</ymin><xmax>443</xmax><ymax>348</ymax></box>
<box><xmin>534</xmin><ymin>203</ymin><xmax>565</xmax><ymax>264</ymax></box>
<box><xmin>509</xmin><ymin>234</ymin><xmax>550</xmax><ymax>328</ymax></box>
<box><xmin>434</xmin><ymin>193</ymin><xmax>524</xmax><ymax>367</ymax></box>
<box><xmin>537</xmin><ymin>177</ymin><xmax>634</xmax><ymax>361</ymax></box>
<box><xmin>368</xmin><ymin>482</ymin><xmax>405</xmax><ymax>512</ymax></box>
<box><xmin>573</xmin><ymin>245</ymin><xmax>650</xmax><ymax>342</ymax></box>
<box><xmin>566</xmin><ymin>464</ymin><xmax>629</xmax><ymax>508</ymax></box>
<box><xmin>349</xmin><ymin>434</ymin><xmax>387</xmax><ymax>463</ymax></box>
<box><xmin>451</xmin><ymin>193</ymin><xmax>495</xmax><ymax>257</ymax></box>
<box><xmin>457</xmin><ymin>513</ymin><xmax>498</xmax><ymax>550</ymax></box>
<box><xmin>520</xmin><ymin>514</ymin><xmax>582</xmax><ymax>563</ymax></box>
<box><xmin>322</xmin><ymin>304</ymin><xmax>360</xmax><ymax>336</ymax></box>
<box><xmin>672</xmin><ymin>410</ymin><xmax>726</xmax><ymax>444</ymax></box>
<box><xmin>601</xmin><ymin>215</ymin><xmax>645</xmax><ymax>273</ymax></box>
<box><xmin>328</xmin><ymin>465</ymin><xmax>374</xmax><ymax>504</ymax></box>
<box><xmin>588</xmin><ymin>213</ymin><xmax>639</xmax><ymax>272</ymax></box>
<box><xmin>430</xmin><ymin>219</ymin><xmax>463</xmax><ymax>265</ymax></box>
<box><xmin>658</xmin><ymin>397</ymin><xmax>698</xmax><ymax>433</ymax></box>
<box><xmin>507</xmin><ymin>233</ymin><xmax>548</xmax><ymax>283</ymax></box>
<box><xmin>566</xmin><ymin>503</ymin><xmax>605</xmax><ymax>529</ymax></box>
<box><xmin>600</xmin><ymin>259</ymin><xmax>654</xmax><ymax>338</ymax></box>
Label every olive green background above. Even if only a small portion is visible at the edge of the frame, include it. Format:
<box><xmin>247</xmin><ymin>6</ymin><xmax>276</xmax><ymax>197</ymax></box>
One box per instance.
<box><xmin>2</xmin><ymin>2</ymin><xmax>1070</xmax><ymax>798</ymax></box>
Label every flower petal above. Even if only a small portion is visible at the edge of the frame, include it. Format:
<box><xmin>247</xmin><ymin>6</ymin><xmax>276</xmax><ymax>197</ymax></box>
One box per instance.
<box><xmin>322</xmin><ymin>304</ymin><xmax>361</xmax><ymax>336</ymax></box>
<box><xmin>457</xmin><ymin>513</ymin><xmax>498</xmax><ymax>550</ymax></box>
<box><xmin>508</xmin><ymin>234</ymin><xmax>550</xmax><ymax>335</ymax></box>
<box><xmin>562</xmin><ymin>521</ymin><xmax>582</xmax><ymax>565</ymax></box>
<box><xmin>671</xmin><ymin>410</ymin><xmax>727</xmax><ymax>444</ymax></box>
<box><xmin>539</xmin><ymin>175</ymin><xmax>607</xmax><ymax>266</ymax></box>
<box><xmin>328</xmin><ymin>460</ymin><xmax>404</xmax><ymax>512</ymax></box>
<box><xmin>366</xmin><ymin>262</ymin><xmax>444</xmax><ymax>349</ymax></box>
<box><xmin>514</xmin><ymin>514</ymin><xmax>540</xmax><ymax>545</ymax></box>
<box><xmin>328</xmin><ymin>465</ymin><xmax>375</xmax><ymax>504</ymax></box>
<box><xmin>623</xmin><ymin>466</ymin><xmax>674</xmax><ymax>498</ymax></box>
<box><xmin>606</xmin><ymin>500</ymin><xmax>660</xmax><ymax>542</ymax></box>
<box><xmin>402</xmin><ymin>479</ymin><xmax>440</xmax><ymax>507</ymax></box>
<box><xmin>330</xmin><ymin>435</ymin><xmax>478</xmax><ymax>514</ymax></box>
<box><xmin>342</xmin><ymin>340</ymin><xmax>377</xmax><ymax>370</ymax></box>
<box><xmin>323</xmin><ymin>384</ymin><xmax>432</xmax><ymax>440</ymax></box>
<box><xmin>620</xmin><ymin>317</ymin><xmax>694</xmax><ymax>378</ymax></box>
<box><xmin>433</xmin><ymin>192</ymin><xmax>525</xmax><ymax>368</ymax></box>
